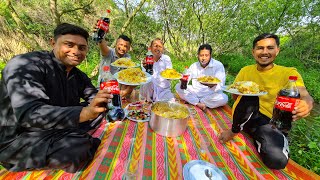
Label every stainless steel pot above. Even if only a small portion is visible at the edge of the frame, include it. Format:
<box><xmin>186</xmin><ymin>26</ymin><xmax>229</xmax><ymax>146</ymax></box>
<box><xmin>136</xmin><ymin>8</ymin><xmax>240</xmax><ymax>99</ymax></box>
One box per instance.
<box><xmin>149</xmin><ymin>101</ymin><xmax>190</xmax><ymax>137</ymax></box>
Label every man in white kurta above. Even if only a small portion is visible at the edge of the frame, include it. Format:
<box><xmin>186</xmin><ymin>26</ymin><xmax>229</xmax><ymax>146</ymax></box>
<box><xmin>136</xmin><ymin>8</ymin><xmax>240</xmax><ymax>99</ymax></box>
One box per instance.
<box><xmin>175</xmin><ymin>44</ymin><xmax>228</xmax><ymax>110</ymax></box>
<box><xmin>140</xmin><ymin>38</ymin><xmax>174</xmax><ymax>102</ymax></box>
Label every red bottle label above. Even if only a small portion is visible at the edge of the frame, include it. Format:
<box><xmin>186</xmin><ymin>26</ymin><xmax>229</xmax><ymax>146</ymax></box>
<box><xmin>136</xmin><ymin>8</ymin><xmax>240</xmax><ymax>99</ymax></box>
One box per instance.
<box><xmin>274</xmin><ymin>96</ymin><xmax>300</xmax><ymax>112</ymax></box>
<box><xmin>182</xmin><ymin>74</ymin><xmax>189</xmax><ymax>81</ymax></box>
<box><xmin>97</xmin><ymin>19</ymin><xmax>109</xmax><ymax>32</ymax></box>
<box><xmin>100</xmin><ymin>80</ymin><xmax>120</xmax><ymax>94</ymax></box>
<box><xmin>145</xmin><ymin>56</ymin><xmax>154</xmax><ymax>65</ymax></box>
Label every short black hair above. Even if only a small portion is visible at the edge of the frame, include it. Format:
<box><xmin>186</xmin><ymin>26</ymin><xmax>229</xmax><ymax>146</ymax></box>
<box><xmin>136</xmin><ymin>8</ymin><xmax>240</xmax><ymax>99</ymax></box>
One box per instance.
<box><xmin>198</xmin><ymin>44</ymin><xmax>212</xmax><ymax>54</ymax></box>
<box><xmin>118</xmin><ymin>35</ymin><xmax>132</xmax><ymax>44</ymax></box>
<box><xmin>253</xmin><ymin>33</ymin><xmax>280</xmax><ymax>48</ymax></box>
<box><xmin>150</xmin><ymin>38</ymin><xmax>164</xmax><ymax>47</ymax></box>
<box><xmin>54</xmin><ymin>23</ymin><xmax>89</xmax><ymax>42</ymax></box>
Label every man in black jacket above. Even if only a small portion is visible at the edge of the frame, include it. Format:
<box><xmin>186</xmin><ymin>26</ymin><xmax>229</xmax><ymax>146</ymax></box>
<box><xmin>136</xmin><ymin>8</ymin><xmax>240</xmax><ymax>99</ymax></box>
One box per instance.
<box><xmin>0</xmin><ymin>23</ymin><xmax>113</xmax><ymax>173</ymax></box>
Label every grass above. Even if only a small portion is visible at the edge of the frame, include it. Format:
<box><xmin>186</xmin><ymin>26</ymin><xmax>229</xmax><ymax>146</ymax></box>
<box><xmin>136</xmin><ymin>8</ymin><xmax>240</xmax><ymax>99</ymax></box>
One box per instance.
<box><xmin>290</xmin><ymin>116</ymin><xmax>320</xmax><ymax>174</ymax></box>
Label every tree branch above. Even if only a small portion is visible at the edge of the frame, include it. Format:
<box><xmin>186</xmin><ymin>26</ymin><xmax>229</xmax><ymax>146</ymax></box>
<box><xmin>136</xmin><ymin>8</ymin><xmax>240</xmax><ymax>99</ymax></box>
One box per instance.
<box><xmin>60</xmin><ymin>0</ymin><xmax>94</xmax><ymax>16</ymax></box>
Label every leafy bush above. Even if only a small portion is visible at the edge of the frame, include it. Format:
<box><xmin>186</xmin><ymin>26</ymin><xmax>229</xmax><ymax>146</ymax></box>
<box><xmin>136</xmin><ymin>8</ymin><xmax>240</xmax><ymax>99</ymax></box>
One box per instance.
<box><xmin>0</xmin><ymin>61</ymin><xmax>6</xmax><ymax>79</ymax></box>
<box><xmin>218</xmin><ymin>54</ymin><xmax>253</xmax><ymax>74</ymax></box>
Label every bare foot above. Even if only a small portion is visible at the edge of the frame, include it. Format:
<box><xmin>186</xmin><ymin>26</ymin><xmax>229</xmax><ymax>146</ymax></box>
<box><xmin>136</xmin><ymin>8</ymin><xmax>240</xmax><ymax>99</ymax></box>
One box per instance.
<box><xmin>196</xmin><ymin>103</ymin><xmax>207</xmax><ymax>111</ymax></box>
<box><xmin>218</xmin><ymin>129</ymin><xmax>237</xmax><ymax>143</ymax></box>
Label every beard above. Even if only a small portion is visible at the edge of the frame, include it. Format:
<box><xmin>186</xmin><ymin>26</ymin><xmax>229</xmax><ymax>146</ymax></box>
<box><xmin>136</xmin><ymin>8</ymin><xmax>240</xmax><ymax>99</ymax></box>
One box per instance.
<box><xmin>255</xmin><ymin>60</ymin><xmax>275</xmax><ymax>70</ymax></box>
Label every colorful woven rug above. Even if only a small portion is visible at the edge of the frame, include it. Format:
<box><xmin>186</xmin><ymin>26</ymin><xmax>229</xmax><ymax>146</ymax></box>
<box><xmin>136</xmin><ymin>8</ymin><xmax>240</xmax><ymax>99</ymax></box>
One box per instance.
<box><xmin>0</xmin><ymin>103</ymin><xmax>319</xmax><ymax>180</ymax></box>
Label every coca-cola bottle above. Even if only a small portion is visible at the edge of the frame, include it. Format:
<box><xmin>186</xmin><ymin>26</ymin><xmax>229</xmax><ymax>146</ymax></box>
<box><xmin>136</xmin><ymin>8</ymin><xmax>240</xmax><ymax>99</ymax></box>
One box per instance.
<box><xmin>93</xmin><ymin>9</ymin><xmax>111</xmax><ymax>43</ymax></box>
<box><xmin>145</xmin><ymin>48</ymin><xmax>154</xmax><ymax>75</ymax></box>
<box><xmin>180</xmin><ymin>66</ymin><xmax>189</xmax><ymax>90</ymax></box>
<box><xmin>270</xmin><ymin>76</ymin><xmax>300</xmax><ymax>132</ymax></box>
<box><xmin>100</xmin><ymin>66</ymin><xmax>125</xmax><ymax>122</ymax></box>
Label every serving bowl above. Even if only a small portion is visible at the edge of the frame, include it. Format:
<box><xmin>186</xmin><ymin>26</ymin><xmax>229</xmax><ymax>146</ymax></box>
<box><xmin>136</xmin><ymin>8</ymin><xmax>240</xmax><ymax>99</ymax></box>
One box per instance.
<box><xmin>149</xmin><ymin>101</ymin><xmax>190</xmax><ymax>137</ymax></box>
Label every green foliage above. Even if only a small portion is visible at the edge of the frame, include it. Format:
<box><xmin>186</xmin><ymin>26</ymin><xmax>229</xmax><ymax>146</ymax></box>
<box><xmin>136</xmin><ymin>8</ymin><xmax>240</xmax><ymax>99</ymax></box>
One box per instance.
<box><xmin>0</xmin><ymin>61</ymin><xmax>6</xmax><ymax>79</ymax></box>
<box><xmin>78</xmin><ymin>44</ymin><xmax>101</xmax><ymax>86</ymax></box>
<box><xmin>281</xmin><ymin>26</ymin><xmax>320</xmax><ymax>69</ymax></box>
<box><xmin>218</xmin><ymin>54</ymin><xmax>253</xmax><ymax>75</ymax></box>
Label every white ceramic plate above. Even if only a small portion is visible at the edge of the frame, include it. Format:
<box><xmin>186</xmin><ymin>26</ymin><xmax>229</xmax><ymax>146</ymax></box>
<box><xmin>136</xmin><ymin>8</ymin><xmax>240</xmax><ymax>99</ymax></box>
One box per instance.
<box><xmin>126</xmin><ymin>110</ymin><xmax>150</xmax><ymax>122</ymax></box>
<box><xmin>114</xmin><ymin>71</ymin><xmax>152</xmax><ymax>86</ymax></box>
<box><xmin>183</xmin><ymin>160</ymin><xmax>227</xmax><ymax>180</ymax></box>
<box><xmin>110</xmin><ymin>63</ymin><xmax>140</xmax><ymax>69</ymax></box>
<box><xmin>198</xmin><ymin>81</ymin><xmax>220</xmax><ymax>85</ymax></box>
<box><xmin>223</xmin><ymin>86</ymin><xmax>267</xmax><ymax>96</ymax></box>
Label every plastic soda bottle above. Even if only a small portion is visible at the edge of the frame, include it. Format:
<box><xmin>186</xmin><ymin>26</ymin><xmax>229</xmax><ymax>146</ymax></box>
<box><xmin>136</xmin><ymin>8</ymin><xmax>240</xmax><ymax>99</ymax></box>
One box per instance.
<box><xmin>93</xmin><ymin>9</ymin><xmax>111</xmax><ymax>43</ymax></box>
<box><xmin>145</xmin><ymin>48</ymin><xmax>154</xmax><ymax>75</ymax></box>
<box><xmin>270</xmin><ymin>76</ymin><xmax>300</xmax><ymax>132</ymax></box>
<box><xmin>100</xmin><ymin>66</ymin><xmax>125</xmax><ymax>122</ymax></box>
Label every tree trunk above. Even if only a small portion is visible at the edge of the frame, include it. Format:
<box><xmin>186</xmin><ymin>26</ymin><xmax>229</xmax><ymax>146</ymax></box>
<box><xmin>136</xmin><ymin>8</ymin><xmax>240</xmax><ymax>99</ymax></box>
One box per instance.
<box><xmin>6</xmin><ymin>0</ymin><xmax>40</xmax><ymax>49</ymax></box>
<box><xmin>120</xmin><ymin>0</ymin><xmax>147</xmax><ymax>34</ymax></box>
<box><xmin>49</xmin><ymin>0</ymin><xmax>61</xmax><ymax>26</ymax></box>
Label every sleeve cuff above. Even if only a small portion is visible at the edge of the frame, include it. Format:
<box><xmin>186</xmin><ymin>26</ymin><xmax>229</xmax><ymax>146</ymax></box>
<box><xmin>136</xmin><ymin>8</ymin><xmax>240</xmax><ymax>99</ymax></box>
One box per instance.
<box><xmin>231</xmin><ymin>125</ymin><xmax>241</xmax><ymax>133</ymax></box>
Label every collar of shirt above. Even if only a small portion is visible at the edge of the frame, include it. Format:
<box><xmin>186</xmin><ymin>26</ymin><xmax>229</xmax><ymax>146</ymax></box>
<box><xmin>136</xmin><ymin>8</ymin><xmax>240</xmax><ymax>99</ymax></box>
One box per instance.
<box><xmin>155</xmin><ymin>54</ymin><xmax>164</xmax><ymax>62</ymax></box>
<box><xmin>197</xmin><ymin>58</ymin><xmax>215</xmax><ymax>69</ymax></box>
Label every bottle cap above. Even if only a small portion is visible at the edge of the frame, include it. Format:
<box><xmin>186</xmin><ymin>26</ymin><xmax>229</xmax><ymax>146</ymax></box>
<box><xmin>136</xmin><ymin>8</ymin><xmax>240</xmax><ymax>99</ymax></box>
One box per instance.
<box><xmin>289</xmin><ymin>76</ymin><xmax>297</xmax><ymax>81</ymax></box>
<box><xmin>146</xmin><ymin>48</ymin><xmax>153</xmax><ymax>55</ymax></box>
<box><xmin>103</xmin><ymin>66</ymin><xmax>110</xmax><ymax>72</ymax></box>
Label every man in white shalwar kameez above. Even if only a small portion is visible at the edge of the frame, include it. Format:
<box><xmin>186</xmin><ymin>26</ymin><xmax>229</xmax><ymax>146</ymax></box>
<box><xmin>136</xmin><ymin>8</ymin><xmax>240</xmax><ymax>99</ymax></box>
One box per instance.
<box><xmin>175</xmin><ymin>44</ymin><xmax>228</xmax><ymax>110</ymax></box>
<box><xmin>140</xmin><ymin>38</ymin><xmax>175</xmax><ymax>102</ymax></box>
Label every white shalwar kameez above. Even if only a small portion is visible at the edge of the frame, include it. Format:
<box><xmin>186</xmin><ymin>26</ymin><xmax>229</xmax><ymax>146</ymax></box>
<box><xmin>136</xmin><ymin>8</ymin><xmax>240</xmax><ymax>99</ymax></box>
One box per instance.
<box><xmin>175</xmin><ymin>58</ymin><xmax>228</xmax><ymax>108</ymax></box>
<box><xmin>140</xmin><ymin>54</ymin><xmax>174</xmax><ymax>102</ymax></box>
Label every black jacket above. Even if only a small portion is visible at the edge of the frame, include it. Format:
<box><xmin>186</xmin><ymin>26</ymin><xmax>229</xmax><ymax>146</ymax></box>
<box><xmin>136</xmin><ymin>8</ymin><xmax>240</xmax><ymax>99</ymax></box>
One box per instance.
<box><xmin>0</xmin><ymin>51</ymin><xmax>99</xmax><ymax>142</ymax></box>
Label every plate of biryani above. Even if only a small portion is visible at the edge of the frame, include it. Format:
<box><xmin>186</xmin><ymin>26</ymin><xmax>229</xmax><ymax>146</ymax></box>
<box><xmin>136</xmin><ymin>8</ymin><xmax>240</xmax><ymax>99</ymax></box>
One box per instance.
<box><xmin>223</xmin><ymin>81</ymin><xmax>267</xmax><ymax>96</ymax></box>
<box><xmin>111</xmin><ymin>58</ymin><xmax>139</xmax><ymax>68</ymax></box>
<box><xmin>114</xmin><ymin>67</ymin><xmax>152</xmax><ymax>86</ymax></box>
<box><xmin>197</xmin><ymin>76</ymin><xmax>221</xmax><ymax>85</ymax></box>
<box><xmin>160</xmin><ymin>69</ymin><xmax>182</xmax><ymax>80</ymax></box>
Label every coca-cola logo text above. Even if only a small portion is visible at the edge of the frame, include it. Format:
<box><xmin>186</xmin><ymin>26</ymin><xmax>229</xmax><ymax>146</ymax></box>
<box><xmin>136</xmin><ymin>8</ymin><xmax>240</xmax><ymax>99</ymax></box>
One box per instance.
<box><xmin>100</xmin><ymin>80</ymin><xmax>120</xmax><ymax>94</ymax></box>
<box><xmin>274</xmin><ymin>96</ymin><xmax>299</xmax><ymax>112</ymax></box>
<box><xmin>97</xmin><ymin>19</ymin><xmax>109</xmax><ymax>32</ymax></box>
<box><xmin>145</xmin><ymin>56</ymin><xmax>154</xmax><ymax>65</ymax></box>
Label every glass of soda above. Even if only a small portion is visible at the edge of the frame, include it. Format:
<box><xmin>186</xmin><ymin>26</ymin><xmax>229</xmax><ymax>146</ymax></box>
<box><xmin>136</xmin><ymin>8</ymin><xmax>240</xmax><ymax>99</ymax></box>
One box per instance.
<box><xmin>180</xmin><ymin>74</ymin><xmax>190</xmax><ymax>90</ymax></box>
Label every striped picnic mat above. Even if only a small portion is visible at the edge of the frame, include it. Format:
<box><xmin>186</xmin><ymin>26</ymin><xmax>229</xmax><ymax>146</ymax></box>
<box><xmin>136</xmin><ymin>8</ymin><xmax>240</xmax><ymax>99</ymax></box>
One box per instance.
<box><xmin>0</xmin><ymin>103</ymin><xmax>319</xmax><ymax>180</ymax></box>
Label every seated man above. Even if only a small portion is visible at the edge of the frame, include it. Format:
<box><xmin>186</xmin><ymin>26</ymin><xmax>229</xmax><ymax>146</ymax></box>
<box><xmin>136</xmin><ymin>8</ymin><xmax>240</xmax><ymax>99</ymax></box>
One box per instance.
<box><xmin>97</xmin><ymin>34</ymin><xmax>135</xmax><ymax>100</ymax></box>
<box><xmin>140</xmin><ymin>38</ymin><xmax>175</xmax><ymax>102</ymax></box>
<box><xmin>175</xmin><ymin>44</ymin><xmax>228</xmax><ymax>110</ymax></box>
<box><xmin>218</xmin><ymin>33</ymin><xmax>314</xmax><ymax>169</ymax></box>
<box><xmin>0</xmin><ymin>23</ymin><xmax>113</xmax><ymax>173</ymax></box>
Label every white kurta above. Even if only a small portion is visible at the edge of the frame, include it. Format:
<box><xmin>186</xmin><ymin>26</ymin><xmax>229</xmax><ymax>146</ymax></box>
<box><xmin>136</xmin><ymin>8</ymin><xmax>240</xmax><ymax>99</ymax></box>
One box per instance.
<box><xmin>140</xmin><ymin>54</ymin><xmax>174</xmax><ymax>102</ymax></box>
<box><xmin>175</xmin><ymin>58</ymin><xmax>228</xmax><ymax>108</ymax></box>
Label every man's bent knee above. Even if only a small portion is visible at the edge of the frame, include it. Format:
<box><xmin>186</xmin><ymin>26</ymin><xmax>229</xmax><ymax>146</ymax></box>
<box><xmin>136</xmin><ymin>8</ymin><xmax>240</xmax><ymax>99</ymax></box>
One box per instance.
<box><xmin>261</xmin><ymin>153</ymin><xmax>288</xmax><ymax>169</ymax></box>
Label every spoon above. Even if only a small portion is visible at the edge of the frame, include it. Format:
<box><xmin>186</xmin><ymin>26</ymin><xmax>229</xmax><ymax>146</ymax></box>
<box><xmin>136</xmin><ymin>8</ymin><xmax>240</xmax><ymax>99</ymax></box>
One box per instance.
<box><xmin>205</xmin><ymin>169</ymin><xmax>212</xmax><ymax>180</ymax></box>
